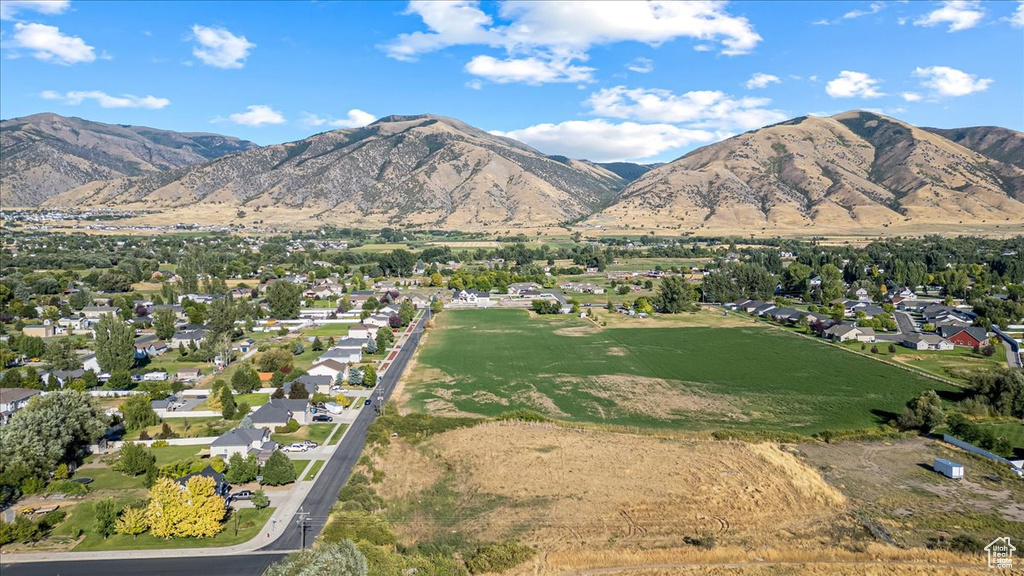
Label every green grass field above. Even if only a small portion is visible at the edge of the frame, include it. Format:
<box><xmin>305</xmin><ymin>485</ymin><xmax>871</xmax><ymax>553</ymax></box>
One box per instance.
<box><xmin>404</xmin><ymin>309</ymin><xmax>958</xmax><ymax>435</ymax></box>
<box><xmin>271</xmin><ymin>423</ymin><xmax>336</xmax><ymax>446</ymax></box>
<box><xmin>304</xmin><ymin>460</ymin><xmax>325</xmax><ymax>480</ymax></box>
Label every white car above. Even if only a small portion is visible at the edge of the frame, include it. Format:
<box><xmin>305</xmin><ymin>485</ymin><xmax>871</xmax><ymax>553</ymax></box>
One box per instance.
<box><xmin>281</xmin><ymin>443</ymin><xmax>307</xmax><ymax>453</ymax></box>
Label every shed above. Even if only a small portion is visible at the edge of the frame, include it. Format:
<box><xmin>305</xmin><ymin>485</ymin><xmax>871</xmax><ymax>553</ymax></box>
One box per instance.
<box><xmin>934</xmin><ymin>458</ymin><xmax>964</xmax><ymax>479</ymax></box>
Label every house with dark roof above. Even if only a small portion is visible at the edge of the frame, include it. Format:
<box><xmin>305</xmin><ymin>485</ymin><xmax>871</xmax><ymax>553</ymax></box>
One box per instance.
<box><xmin>0</xmin><ymin>388</ymin><xmax>41</xmax><ymax>424</ymax></box>
<box><xmin>210</xmin><ymin>427</ymin><xmax>277</xmax><ymax>461</ymax></box>
<box><xmin>171</xmin><ymin>329</ymin><xmax>208</xmax><ymax>347</ymax></box>
<box><xmin>307</xmin><ymin>358</ymin><xmax>348</xmax><ymax>381</ymax></box>
<box><xmin>939</xmin><ymin>326</ymin><xmax>989</xmax><ymax>348</ymax></box>
<box><xmin>284</xmin><ymin>375</ymin><xmax>333</xmax><ymax>397</ymax></box>
<box><xmin>250</xmin><ymin>399</ymin><xmax>310</xmax><ymax>429</ymax></box>
<box><xmin>176</xmin><ymin>466</ymin><xmax>230</xmax><ymax>498</ymax></box>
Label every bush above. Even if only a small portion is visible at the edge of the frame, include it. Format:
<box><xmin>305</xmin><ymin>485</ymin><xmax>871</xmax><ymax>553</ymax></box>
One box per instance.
<box><xmin>113</xmin><ymin>442</ymin><xmax>156</xmax><ymax>477</ymax></box>
<box><xmin>464</xmin><ymin>541</ymin><xmax>534</xmax><ymax>574</ymax></box>
<box><xmin>264</xmin><ymin>540</ymin><xmax>367</xmax><ymax>576</ymax></box>
<box><xmin>274</xmin><ymin>418</ymin><xmax>300</xmax><ymax>434</ymax></box>
<box><xmin>321</xmin><ymin>511</ymin><xmax>396</xmax><ymax>546</ymax></box>
<box><xmin>251</xmin><ymin>490</ymin><xmax>270</xmax><ymax>509</ymax></box>
<box><xmin>495</xmin><ymin>409</ymin><xmax>548</xmax><ymax>423</ymax></box>
<box><xmin>151</xmin><ymin>440</ymin><xmax>169</xmax><ymax>448</ymax></box>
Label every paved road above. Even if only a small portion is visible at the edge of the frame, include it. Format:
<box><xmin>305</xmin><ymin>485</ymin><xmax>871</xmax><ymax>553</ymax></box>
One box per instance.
<box><xmin>2</xmin><ymin>310</ymin><xmax>429</xmax><ymax>575</ymax></box>
<box><xmin>894</xmin><ymin>311</ymin><xmax>917</xmax><ymax>335</ymax></box>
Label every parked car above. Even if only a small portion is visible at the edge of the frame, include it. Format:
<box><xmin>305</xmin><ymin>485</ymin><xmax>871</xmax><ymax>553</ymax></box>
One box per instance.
<box><xmin>312</xmin><ymin>414</ymin><xmax>333</xmax><ymax>422</ymax></box>
<box><xmin>301</xmin><ymin>440</ymin><xmax>318</xmax><ymax>448</ymax></box>
<box><xmin>281</xmin><ymin>444</ymin><xmax>307</xmax><ymax>453</ymax></box>
<box><xmin>230</xmin><ymin>490</ymin><xmax>253</xmax><ymax>500</ymax></box>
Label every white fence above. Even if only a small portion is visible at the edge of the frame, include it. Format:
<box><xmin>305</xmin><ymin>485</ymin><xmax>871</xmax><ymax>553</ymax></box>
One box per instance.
<box><xmin>91</xmin><ymin>436</ymin><xmax>218</xmax><ymax>453</ymax></box>
<box><xmin>942</xmin><ymin>434</ymin><xmax>1024</xmax><ymax>476</ymax></box>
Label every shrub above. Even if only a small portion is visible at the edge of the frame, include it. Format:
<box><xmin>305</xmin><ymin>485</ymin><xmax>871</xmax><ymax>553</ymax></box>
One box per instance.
<box><xmin>274</xmin><ymin>418</ymin><xmax>300</xmax><ymax>434</ymax></box>
<box><xmin>251</xmin><ymin>490</ymin><xmax>270</xmax><ymax>510</ymax></box>
<box><xmin>113</xmin><ymin>442</ymin><xmax>157</xmax><ymax>477</ymax></box>
<box><xmin>260</xmin><ymin>451</ymin><xmax>297</xmax><ymax>486</ymax></box>
<box><xmin>151</xmin><ymin>440</ymin><xmax>169</xmax><ymax>448</ymax></box>
<box><xmin>496</xmin><ymin>409</ymin><xmax>548</xmax><ymax>423</ymax></box>
<box><xmin>320</xmin><ymin>511</ymin><xmax>395</xmax><ymax>546</ymax></box>
<box><xmin>0</xmin><ymin>516</ymin><xmax>42</xmax><ymax>545</ymax></box>
<box><xmin>264</xmin><ymin>540</ymin><xmax>367</xmax><ymax>576</ymax></box>
<box><xmin>464</xmin><ymin>540</ymin><xmax>534</xmax><ymax>574</ymax></box>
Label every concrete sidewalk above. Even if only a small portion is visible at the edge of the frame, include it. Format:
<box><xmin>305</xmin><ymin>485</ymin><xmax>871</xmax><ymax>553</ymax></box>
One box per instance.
<box><xmin>1</xmin><ymin>421</ymin><xmax>356</xmax><ymax>565</ymax></box>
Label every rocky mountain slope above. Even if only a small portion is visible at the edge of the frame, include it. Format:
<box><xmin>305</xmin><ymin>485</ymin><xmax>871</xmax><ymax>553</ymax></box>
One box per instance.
<box><xmin>924</xmin><ymin>125</ymin><xmax>1024</xmax><ymax>169</ymax></box>
<box><xmin>46</xmin><ymin>115</ymin><xmax>626</xmax><ymax>228</ymax></box>
<box><xmin>1</xmin><ymin>113</ymin><xmax>257</xmax><ymax>206</ymax></box>
<box><xmin>588</xmin><ymin>111</ymin><xmax>1024</xmax><ymax>233</ymax></box>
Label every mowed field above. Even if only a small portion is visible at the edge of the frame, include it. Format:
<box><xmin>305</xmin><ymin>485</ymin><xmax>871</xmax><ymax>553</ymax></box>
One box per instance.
<box><xmin>404</xmin><ymin>309</ymin><xmax>956</xmax><ymax>434</ymax></box>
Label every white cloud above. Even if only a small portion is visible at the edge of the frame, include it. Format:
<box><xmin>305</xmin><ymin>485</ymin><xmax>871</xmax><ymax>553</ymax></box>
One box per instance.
<box><xmin>842</xmin><ymin>1</ymin><xmax>885</xmax><ymax>20</ymax></box>
<box><xmin>492</xmin><ymin>119</ymin><xmax>716</xmax><ymax>162</ymax></box>
<box><xmin>465</xmin><ymin>53</ymin><xmax>594</xmax><ymax>84</ymax></box>
<box><xmin>39</xmin><ymin>90</ymin><xmax>170</xmax><ymax>109</ymax></box>
<box><xmin>626</xmin><ymin>57</ymin><xmax>653</xmax><ymax>73</ymax></box>
<box><xmin>0</xmin><ymin>0</ymin><xmax>69</xmax><ymax>20</ymax></box>
<box><xmin>190</xmin><ymin>24</ymin><xmax>254</xmax><ymax>69</ymax></box>
<box><xmin>9</xmin><ymin>22</ymin><xmax>95</xmax><ymax>64</ymax></box>
<box><xmin>825</xmin><ymin>70</ymin><xmax>884</xmax><ymax>98</ymax></box>
<box><xmin>914</xmin><ymin>1</ymin><xmax>984</xmax><ymax>31</ymax></box>
<box><xmin>384</xmin><ymin>1</ymin><xmax>761</xmax><ymax>84</ymax></box>
<box><xmin>225</xmin><ymin>105</ymin><xmax>285</xmax><ymax>126</ymax></box>
<box><xmin>301</xmin><ymin>109</ymin><xmax>376</xmax><ymax>129</ymax></box>
<box><xmin>1010</xmin><ymin>1</ymin><xmax>1024</xmax><ymax>27</ymax></box>
<box><xmin>913</xmin><ymin>65</ymin><xmax>992</xmax><ymax>96</ymax></box>
<box><xmin>466</xmin><ymin>79</ymin><xmax>483</xmax><ymax>90</ymax></box>
<box><xmin>901</xmin><ymin>91</ymin><xmax>922</xmax><ymax>102</ymax></box>
<box><xmin>744</xmin><ymin>72</ymin><xmax>780</xmax><ymax>89</ymax></box>
<box><xmin>585</xmin><ymin>85</ymin><xmax>788</xmax><ymax>132</ymax></box>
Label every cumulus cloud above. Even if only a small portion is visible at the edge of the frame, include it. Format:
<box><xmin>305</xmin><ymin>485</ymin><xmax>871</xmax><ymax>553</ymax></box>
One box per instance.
<box><xmin>825</xmin><ymin>70</ymin><xmax>884</xmax><ymax>98</ymax></box>
<box><xmin>626</xmin><ymin>57</ymin><xmax>653</xmax><ymax>73</ymax></box>
<box><xmin>913</xmin><ymin>65</ymin><xmax>992</xmax><ymax>96</ymax></box>
<box><xmin>901</xmin><ymin>91</ymin><xmax>922</xmax><ymax>102</ymax></box>
<box><xmin>492</xmin><ymin>119</ymin><xmax>715</xmax><ymax>162</ymax></box>
<box><xmin>301</xmin><ymin>109</ymin><xmax>376</xmax><ymax>129</ymax></box>
<box><xmin>585</xmin><ymin>85</ymin><xmax>787</xmax><ymax>132</ymax></box>
<box><xmin>0</xmin><ymin>0</ymin><xmax>69</xmax><ymax>20</ymax></box>
<box><xmin>39</xmin><ymin>90</ymin><xmax>170</xmax><ymax>109</ymax></box>
<box><xmin>744</xmin><ymin>72</ymin><xmax>780</xmax><ymax>89</ymax></box>
<box><xmin>223</xmin><ymin>105</ymin><xmax>285</xmax><ymax>126</ymax></box>
<box><xmin>1010</xmin><ymin>1</ymin><xmax>1024</xmax><ymax>27</ymax></box>
<box><xmin>465</xmin><ymin>53</ymin><xmax>594</xmax><ymax>84</ymax></box>
<box><xmin>914</xmin><ymin>1</ymin><xmax>984</xmax><ymax>32</ymax></box>
<box><xmin>384</xmin><ymin>1</ymin><xmax>761</xmax><ymax>84</ymax></box>
<box><xmin>9</xmin><ymin>22</ymin><xmax>95</xmax><ymax>64</ymax></box>
<box><xmin>190</xmin><ymin>24</ymin><xmax>254</xmax><ymax>68</ymax></box>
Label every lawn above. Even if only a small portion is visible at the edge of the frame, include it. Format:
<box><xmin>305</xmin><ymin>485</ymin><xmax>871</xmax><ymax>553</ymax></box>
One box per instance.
<box><xmin>326</xmin><ymin>423</ymin><xmax>349</xmax><ymax>445</ymax></box>
<box><xmin>55</xmin><ymin>502</ymin><xmax>274</xmax><ymax>551</ymax></box>
<box><xmin>304</xmin><ymin>460</ymin><xmax>326</xmax><ymax>480</ymax></box>
<box><xmin>892</xmin><ymin>347</ymin><xmax>1007</xmax><ymax>383</ymax></box>
<box><xmin>973</xmin><ymin>419</ymin><xmax>1024</xmax><ymax>457</ymax></box>
<box><xmin>124</xmin><ymin>416</ymin><xmax>229</xmax><ymax>440</ymax></box>
<box><xmin>300</xmin><ymin>324</ymin><xmax>354</xmax><ymax>337</ymax></box>
<box><xmin>271</xmin><ymin>423</ymin><xmax>336</xmax><ymax>446</ymax></box>
<box><xmin>403</xmin><ymin>309</ymin><xmax>959</xmax><ymax>435</ymax></box>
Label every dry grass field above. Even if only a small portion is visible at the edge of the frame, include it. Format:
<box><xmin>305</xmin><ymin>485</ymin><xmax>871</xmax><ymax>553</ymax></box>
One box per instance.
<box><xmin>363</xmin><ymin>422</ymin><xmax>989</xmax><ymax>575</ymax></box>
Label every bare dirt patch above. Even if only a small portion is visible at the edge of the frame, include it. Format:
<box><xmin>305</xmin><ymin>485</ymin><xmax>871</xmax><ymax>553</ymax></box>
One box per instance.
<box><xmin>513</xmin><ymin>388</ymin><xmax>570</xmax><ymax>418</ymax></box>
<box><xmin>606</xmin><ymin>347</ymin><xmax>627</xmax><ymax>356</ymax></box>
<box><xmin>554</xmin><ymin>324</ymin><xmax>603</xmax><ymax>337</ymax></box>
<box><xmin>395</xmin><ymin>422</ymin><xmax>846</xmax><ymax>550</ymax></box>
<box><xmin>556</xmin><ymin>374</ymin><xmax>748</xmax><ymax>421</ymax></box>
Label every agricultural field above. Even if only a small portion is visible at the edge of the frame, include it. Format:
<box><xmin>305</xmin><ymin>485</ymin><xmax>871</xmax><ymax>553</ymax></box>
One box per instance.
<box><xmin>349</xmin><ymin>420</ymin><xmax>985</xmax><ymax>575</ymax></box>
<box><xmin>402</xmin><ymin>309</ymin><xmax>957</xmax><ymax>435</ymax></box>
<box><xmin>605</xmin><ymin>257</ymin><xmax>712</xmax><ymax>271</ymax></box>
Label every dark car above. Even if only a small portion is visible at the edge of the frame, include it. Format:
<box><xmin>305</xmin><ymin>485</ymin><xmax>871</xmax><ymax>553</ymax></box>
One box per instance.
<box><xmin>312</xmin><ymin>414</ymin><xmax>333</xmax><ymax>422</ymax></box>
<box><xmin>230</xmin><ymin>490</ymin><xmax>253</xmax><ymax>500</ymax></box>
<box><xmin>364</xmin><ymin>399</ymin><xmax>372</xmax><ymax>406</ymax></box>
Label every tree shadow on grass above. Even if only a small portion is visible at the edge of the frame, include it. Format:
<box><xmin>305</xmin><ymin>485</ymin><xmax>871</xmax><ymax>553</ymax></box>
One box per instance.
<box><xmin>870</xmin><ymin>408</ymin><xmax>901</xmax><ymax>426</ymax></box>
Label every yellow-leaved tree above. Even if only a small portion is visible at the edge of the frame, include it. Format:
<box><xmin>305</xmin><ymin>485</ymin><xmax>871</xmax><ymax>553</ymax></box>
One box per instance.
<box><xmin>146</xmin><ymin>476</ymin><xmax>226</xmax><ymax>538</ymax></box>
<box><xmin>114</xmin><ymin>506</ymin><xmax>148</xmax><ymax>539</ymax></box>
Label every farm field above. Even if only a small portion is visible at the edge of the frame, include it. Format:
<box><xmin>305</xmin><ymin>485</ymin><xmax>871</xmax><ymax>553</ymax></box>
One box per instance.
<box><xmin>402</xmin><ymin>309</ymin><xmax>957</xmax><ymax>434</ymax></box>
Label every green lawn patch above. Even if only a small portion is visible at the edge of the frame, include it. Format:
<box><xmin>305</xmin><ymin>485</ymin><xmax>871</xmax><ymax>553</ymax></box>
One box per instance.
<box><xmin>272</xmin><ymin>423</ymin><xmax>336</xmax><ymax>446</ymax></box>
<box><xmin>82</xmin><ymin>466</ymin><xmax>147</xmax><ymax>492</ymax></box>
<box><xmin>234</xmin><ymin>393</ymin><xmax>269</xmax><ymax>407</ymax></box>
<box><xmin>304</xmin><ymin>460</ymin><xmax>325</xmax><ymax>480</ymax></box>
<box><xmin>404</xmin><ymin>309</ymin><xmax>958</xmax><ymax>435</ymax></box>
<box><xmin>326</xmin><ymin>424</ymin><xmax>350</xmax><ymax>446</ymax></box>
<box><xmin>150</xmin><ymin>445</ymin><xmax>203</xmax><ymax>467</ymax></box>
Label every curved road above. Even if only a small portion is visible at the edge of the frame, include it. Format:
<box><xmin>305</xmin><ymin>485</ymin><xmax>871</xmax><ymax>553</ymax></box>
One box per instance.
<box><xmin>3</xmin><ymin>309</ymin><xmax>429</xmax><ymax>576</ymax></box>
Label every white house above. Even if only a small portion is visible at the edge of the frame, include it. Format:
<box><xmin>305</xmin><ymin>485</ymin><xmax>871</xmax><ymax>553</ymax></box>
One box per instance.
<box><xmin>307</xmin><ymin>359</ymin><xmax>349</xmax><ymax>381</ymax></box>
<box><xmin>0</xmin><ymin>388</ymin><xmax>41</xmax><ymax>423</ymax></box>
<box><xmin>209</xmin><ymin>428</ymin><xmax>277</xmax><ymax>460</ymax></box>
<box><xmin>348</xmin><ymin>323</ymin><xmax>379</xmax><ymax>340</ymax></box>
<box><xmin>82</xmin><ymin>354</ymin><xmax>101</xmax><ymax>373</ymax></box>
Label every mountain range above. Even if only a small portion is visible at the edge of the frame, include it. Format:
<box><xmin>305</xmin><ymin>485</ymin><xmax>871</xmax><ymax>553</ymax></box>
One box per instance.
<box><xmin>3</xmin><ymin>111</ymin><xmax>1022</xmax><ymax>234</ymax></box>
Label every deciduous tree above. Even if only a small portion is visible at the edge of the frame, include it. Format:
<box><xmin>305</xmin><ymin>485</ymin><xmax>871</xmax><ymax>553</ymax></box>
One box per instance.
<box><xmin>94</xmin><ymin>314</ymin><xmax>134</xmax><ymax>373</ymax></box>
<box><xmin>146</xmin><ymin>476</ymin><xmax>225</xmax><ymax>539</ymax></box>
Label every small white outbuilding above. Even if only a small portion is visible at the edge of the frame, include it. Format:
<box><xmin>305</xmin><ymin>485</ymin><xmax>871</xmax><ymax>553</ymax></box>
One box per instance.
<box><xmin>934</xmin><ymin>458</ymin><xmax>964</xmax><ymax>479</ymax></box>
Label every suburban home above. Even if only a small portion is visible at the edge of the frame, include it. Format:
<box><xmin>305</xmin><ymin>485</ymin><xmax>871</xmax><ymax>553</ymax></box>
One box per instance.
<box><xmin>50</xmin><ymin>369</ymin><xmax>85</xmax><ymax>387</ymax></box>
<box><xmin>902</xmin><ymin>334</ymin><xmax>954</xmax><ymax>351</ymax></box>
<box><xmin>307</xmin><ymin>359</ymin><xmax>349</xmax><ymax>381</ymax></box>
<box><xmin>250</xmin><ymin>399</ymin><xmax>311</xmax><ymax>429</ymax></box>
<box><xmin>408</xmin><ymin>295</ymin><xmax>430</xmax><ymax>309</ymax></box>
<box><xmin>939</xmin><ymin>326</ymin><xmax>989</xmax><ymax>348</ymax></box>
<box><xmin>320</xmin><ymin>344</ymin><xmax>362</xmax><ymax>364</ymax></box>
<box><xmin>0</xmin><ymin>388</ymin><xmax>42</xmax><ymax>424</ymax></box>
<box><xmin>364</xmin><ymin>314</ymin><xmax>393</xmax><ymax>328</ymax></box>
<box><xmin>855</xmin><ymin>305</ymin><xmax>887</xmax><ymax>319</ymax></box>
<box><xmin>855</xmin><ymin>288</ymin><xmax>871</xmax><ymax>301</ymax></box>
<box><xmin>824</xmin><ymin>323</ymin><xmax>864</xmax><ymax>342</ymax></box>
<box><xmin>752</xmin><ymin>302</ymin><xmax>777</xmax><ymax>317</ymax></box>
<box><xmin>176</xmin><ymin>367</ymin><xmax>202</xmax><ymax>381</ymax></box>
<box><xmin>82</xmin><ymin>354</ymin><xmax>101</xmax><ymax>373</ymax></box>
<box><xmin>133</xmin><ymin>336</ymin><xmax>169</xmax><ymax>359</ymax></box>
<box><xmin>304</xmin><ymin>285</ymin><xmax>338</xmax><ymax>300</ymax></box>
<box><xmin>22</xmin><ymin>321</ymin><xmax>56</xmax><ymax>338</ymax></box>
<box><xmin>81</xmin><ymin>306</ymin><xmax>120</xmax><ymax>319</ymax></box>
<box><xmin>150</xmin><ymin>394</ymin><xmax>181</xmax><ymax>412</ymax></box>
<box><xmin>347</xmin><ymin>323</ymin><xmax>379</xmax><ymax>340</ymax></box>
<box><xmin>452</xmin><ymin>289</ymin><xmax>491</xmax><ymax>303</ymax></box>
<box><xmin>285</xmin><ymin>375</ymin><xmax>333</xmax><ymax>396</ymax></box>
<box><xmin>176</xmin><ymin>466</ymin><xmax>230</xmax><ymax>499</ymax></box>
<box><xmin>348</xmin><ymin>290</ymin><xmax>377</xmax><ymax>307</ymax></box>
<box><xmin>142</xmin><ymin>371</ymin><xmax>168</xmax><ymax>382</ymax></box>
<box><xmin>508</xmin><ymin>282</ymin><xmax>542</xmax><ymax>295</ymax></box>
<box><xmin>808</xmin><ymin>275</ymin><xmax>822</xmax><ymax>287</ymax></box>
<box><xmin>152</xmin><ymin>304</ymin><xmax>187</xmax><ymax>320</ymax></box>
<box><xmin>229</xmin><ymin>288</ymin><xmax>254</xmax><ymax>300</ymax></box>
<box><xmin>177</xmin><ymin>294</ymin><xmax>218</xmax><ymax>305</ymax></box>
<box><xmin>726</xmin><ymin>298</ymin><xmax>752</xmax><ymax>310</ymax></box>
<box><xmin>57</xmin><ymin>317</ymin><xmax>92</xmax><ymax>333</ymax></box>
<box><xmin>210</xmin><ymin>427</ymin><xmax>277</xmax><ymax>461</ymax></box>
<box><xmin>171</xmin><ymin>329</ymin><xmax>209</xmax><ymax>347</ymax></box>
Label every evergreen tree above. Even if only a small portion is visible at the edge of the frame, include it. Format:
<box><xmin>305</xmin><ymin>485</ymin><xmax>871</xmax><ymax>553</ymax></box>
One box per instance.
<box><xmin>220</xmin><ymin>387</ymin><xmax>237</xmax><ymax>420</ymax></box>
<box><xmin>94</xmin><ymin>314</ymin><xmax>134</xmax><ymax>373</ymax></box>
<box><xmin>261</xmin><ymin>450</ymin><xmax>297</xmax><ymax>486</ymax></box>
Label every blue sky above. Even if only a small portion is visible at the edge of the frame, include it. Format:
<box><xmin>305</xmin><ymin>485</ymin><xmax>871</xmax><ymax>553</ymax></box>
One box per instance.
<box><xmin>1</xmin><ymin>0</ymin><xmax>1022</xmax><ymax>162</ymax></box>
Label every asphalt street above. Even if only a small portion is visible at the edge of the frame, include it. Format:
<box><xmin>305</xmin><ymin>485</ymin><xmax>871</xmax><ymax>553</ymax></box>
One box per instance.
<box><xmin>4</xmin><ymin>309</ymin><xmax>429</xmax><ymax>576</ymax></box>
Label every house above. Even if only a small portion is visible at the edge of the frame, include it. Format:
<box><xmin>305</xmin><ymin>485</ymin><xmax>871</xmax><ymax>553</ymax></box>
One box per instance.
<box><xmin>320</xmin><ymin>344</ymin><xmax>362</xmax><ymax>364</ymax></box>
<box><xmin>82</xmin><ymin>354</ymin><xmax>101</xmax><ymax>373</ymax></box>
<box><xmin>902</xmin><ymin>334</ymin><xmax>954</xmax><ymax>351</ymax></box>
<box><xmin>210</xmin><ymin>428</ymin><xmax>277</xmax><ymax>461</ymax></box>
<box><xmin>855</xmin><ymin>305</ymin><xmax>887</xmax><ymax>319</ymax></box>
<box><xmin>508</xmin><ymin>282</ymin><xmax>541</xmax><ymax>295</ymax></box>
<box><xmin>171</xmin><ymin>329</ymin><xmax>208</xmax><ymax>347</ymax></box>
<box><xmin>150</xmin><ymin>394</ymin><xmax>180</xmax><ymax>411</ymax></box>
<box><xmin>142</xmin><ymin>371</ymin><xmax>168</xmax><ymax>382</ymax></box>
<box><xmin>176</xmin><ymin>367</ymin><xmax>202</xmax><ymax>381</ymax></box>
<box><xmin>176</xmin><ymin>466</ymin><xmax>230</xmax><ymax>498</ymax></box>
<box><xmin>752</xmin><ymin>302</ymin><xmax>777</xmax><ymax>317</ymax></box>
<box><xmin>364</xmin><ymin>314</ymin><xmax>393</xmax><ymax>328</ymax></box>
<box><xmin>284</xmin><ymin>375</ymin><xmax>333</xmax><ymax>396</ymax></box>
<box><xmin>152</xmin><ymin>304</ymin><xmax>187</xmax><ymax>320</ymax></box>
<box><xmin>229</xmin><ymin>288</ymin><xmax>254</xmax><ymax>300</ymax></box>
<box><xmin>57</xmin><ymin>317</ymin><xmax>91</xmax><ymax>333</ymax></box>
<box><xmin>808</xmin><ymin>275</ymin><xmax>822</xmax><ymax>288</ymax></box>
<box><xmin>307</xmin><ymin>359</ymin><xmax>349</xmax><ymax>381</ymax></box>
<box><xmin>408</xmin><ymin>295</ymin><xmax>430</xmax><ymax>309</ymax></box>
<box><xmin>22</xmin><ymin>321</ymin><xmax>56</xmax><ymax>338</ymax></box>
<box><xmin>452</xmin><ymin>289</ymin><xmax>491</xmax><ymax>303</ymax></box>
<box><xmin>855</xmin><ymin>288</ymin><xmax>871</xmax><ymax>302</ymax></box>
<box><xmin>895</xmin><ymin>287</ymin><xmax>917</xmax><ymax>300</ymax></box>
<box><xmin>51</xmin><ymin>369</ymin><xmax>85</xmax><ymax>387</ymax></box>
<box><xmin>250</xmin><ymin>399</ymin><xmax>311</xmax><ymax>428</ymax></box>
<box><xmin>233</xmin><ymin>338</ymin><xmax>256</xmax><ymax>354</ymax></box>
<box><xmin>304</xmin><ymin>285</ymin><xmax>337</xmax><ymax>300</ymax></box>
<box><xmin>0</xmin><ymin>388</ymin><xmax>41</xmax><ymax>424</ymax></box>
<box><xmin>725</xmin><ymin>298</ymin><xmax>752</xmax><ymax>310</ymax></box>
<box><xmin>940</xmin><ymin>326</ymin><xmax>989</xmax><ymax>348</ymax></box>
<box><xmin>81</xmin><ymin>306</ymin><xmax>120</xmax><ymax>319</ymax></box>
<box><xmin>824</xmin><ymin>323</ymin><xmax>864</xmax><ymax>343</ymax></box>
<box><xmin>134</xmin><ymin>336</ymin><xmax>168</xmax><ymax>359</ymax></box>
<box><xmin>347</xmin><ymin>323</ymin><xmax>379</xmax><ymax>340</ymax></box>
<box><xmin>348</xmin><ymin>291</ymin><xmax>377</xmax><ymax>306</ymax></box>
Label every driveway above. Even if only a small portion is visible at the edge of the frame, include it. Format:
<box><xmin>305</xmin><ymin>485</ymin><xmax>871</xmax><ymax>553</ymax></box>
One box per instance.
<box><xmin>894</xmin><ymin>311</ymin><xmax>917</xmax><ymax>335</ymax></box>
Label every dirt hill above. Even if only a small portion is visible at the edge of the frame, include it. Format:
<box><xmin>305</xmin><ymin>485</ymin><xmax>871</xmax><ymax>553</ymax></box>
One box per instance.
<box><xmin>587</xmin><ymin>111</ymin><xmax>1024</xmax><ymax>234</ymax></box>
<box><xmin>0</xmin><ymin>113</ymin><xmax>256</xmax><ymax>206</ymax></box>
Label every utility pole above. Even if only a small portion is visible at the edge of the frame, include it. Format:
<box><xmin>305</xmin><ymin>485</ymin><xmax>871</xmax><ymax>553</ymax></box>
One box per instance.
<box><xmin>296</xmin><ymin>507</ymin><xmax>310</xmax><ymax>549</ymax></box>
